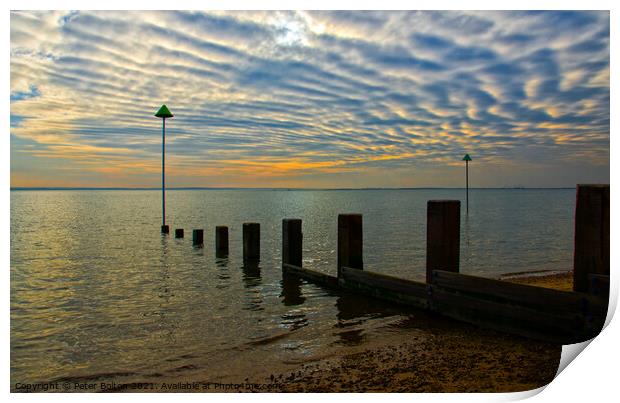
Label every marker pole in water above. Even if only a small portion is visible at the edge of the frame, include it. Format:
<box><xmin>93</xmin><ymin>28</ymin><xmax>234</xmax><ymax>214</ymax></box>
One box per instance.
<box><xmin>162</xmin><ymin>117</ymin><xmax>166</xmax><ymax>227</ymax></box>
<box><xmin>462</xmin><ymin>154</ymin><xmax>472</xmax><ymax>214</ymax></box>
<box><xmin>155</xmin><ymin>105</ymin><xmax>174</xmax><ymax>233</ymax></box>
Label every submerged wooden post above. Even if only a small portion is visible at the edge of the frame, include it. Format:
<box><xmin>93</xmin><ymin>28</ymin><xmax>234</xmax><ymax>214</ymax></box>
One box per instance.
<box><xmin>215</xmin><ymin>226</ymin><xmax>229</xmax><ymax>258</ymax></box>
<box><xmin>282</xmin><ymin>219</ymin><xmax>302</xmax><ymax>267</ymax></box>
<box><xmin>573</xmin><ymin>184</ymin><xmax>610</xmax><ymax>293</ymax></box>
<box><xmin>175</xmin><ymin>228</ymin><xmax>184</xmax><ymax>238</ymax></box>
<box><xmin>338</xmin><ymin>214</ymin><xmax>363</xmax><ymax>277</ymax></box>
<box><xmin>426</xmin><ymin>200</ymin><xmax>460</xmax><ymax>284</ymax></box>
<box><xmin>161</xmin><ymin>225</ymin><xmax>169</xmax><ymax>234</ymax></box>
<box><xmin>243</xmin><ymin>223</ymin><xmax>260</xmax><ymax>261</ymax></box>
<box><xmin>192</xmin><ymin>229</ymin><xmax>204</xmax><ymax>246</ymax></box>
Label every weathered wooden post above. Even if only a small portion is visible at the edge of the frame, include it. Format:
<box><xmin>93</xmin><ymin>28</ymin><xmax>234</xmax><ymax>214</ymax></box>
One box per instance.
<box><xmin>175</xmin><ymin>228</ymin><xmax>184</xmax><ymax>238</ymax></box>
<box><xmin>573</xmin><ymin>184</ymin><xmax>610</xmax><ymax>293</ymax></box>
<box><xmin>338</xmin><ymin>214</ymin><xmax>363</xmax><ymax>277</ymax></box>
<box><xmin>243</xmin><ymin>223</ymin><xmax>260</xmax><ymax>261</ymax></box>
<box><xmin>426</xmin><ymin>200</ymin><xmax>460</xmax><ymax>284</ymax></box>
<box><xmin>282</xmin><ymin>219</ymin><xmax>302</xmax><ymax>267</ymax></box>
<box><xmin>192</xmin><ymin>229</ymin><xmax>204</xmax><ymax>246</ymax></box>
<box><xmin>215</xmin><ymin>226</ymin><xmax>229</xmax><ymax>258</ymax></box>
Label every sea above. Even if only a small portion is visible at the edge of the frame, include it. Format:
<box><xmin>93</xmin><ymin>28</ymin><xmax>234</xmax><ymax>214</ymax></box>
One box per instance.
<box><xmin>10</xmin><ymin>188</ymin><xmax>575</xmax><ymax>390</ymax></box>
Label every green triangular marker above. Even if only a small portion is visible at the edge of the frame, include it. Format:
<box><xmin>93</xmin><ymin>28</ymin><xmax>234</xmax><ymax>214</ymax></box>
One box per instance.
<box><xmin>155</xmin><ymin>104</ymin><xmax>174</xmax><ymax>118</ymax></box>
<box><xmin>462</xmin><ymin>154</ymin><xmax>472</xmax><ymax>161</ymax></box>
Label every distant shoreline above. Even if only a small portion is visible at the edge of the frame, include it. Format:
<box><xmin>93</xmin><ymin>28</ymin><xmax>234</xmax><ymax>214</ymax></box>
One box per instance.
<box><xmin>10</xmin><ymin>187</ymin><xmax>575</xmax><ymax>191</ymax></box>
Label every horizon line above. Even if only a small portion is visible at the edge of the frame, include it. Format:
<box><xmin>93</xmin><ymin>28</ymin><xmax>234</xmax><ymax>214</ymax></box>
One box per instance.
<box><xmin>10</xmin><ymin>186</ymin><xmax>577</xmax><ymax>191</ymax></box>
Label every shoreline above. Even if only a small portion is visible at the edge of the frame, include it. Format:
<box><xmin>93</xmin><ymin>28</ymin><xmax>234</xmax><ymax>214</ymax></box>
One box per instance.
<box><xmin>12</xmin><ymin>272</ymin><xmax>577</xmax><ymax>393</ymax></box>
<box><xmin>266</xmin><ymin>271</ymin><xmax>573</xmax><ymax>392</ymax></box>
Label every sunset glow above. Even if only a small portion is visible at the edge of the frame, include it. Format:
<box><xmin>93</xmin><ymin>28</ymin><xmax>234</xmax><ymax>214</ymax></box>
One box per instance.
<box><xmin>10</xmin><ymin>11</ymin><xmax>610</xmax><ymax>188</ymax></box>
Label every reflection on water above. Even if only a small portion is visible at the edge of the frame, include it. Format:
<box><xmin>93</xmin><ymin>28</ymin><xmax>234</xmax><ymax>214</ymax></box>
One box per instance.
<box><xmin>280</xmin><ymin>273</ymin><xmax>306</xmax><ymax>306</ymax></box>
<box><xmin>11</xmin><ymin>189</ymin><xmax>575</xmax><ymax>387</ymax></box>
<box><xmin>241</xmin><ymin>263</ymin><xmax>263</xmax><ymax>312</ymax></box>
<box><xmin>462</xmin><ymin>213</ymin><xmax>472</xmax><ymax>271</ymax></box>
<box><xmin>215</xmin><ymin>258</ymin><xmax>230</xmax><ymax>290</ymax></box>
<box><xmin>280</xmin><ymin>312</ymin><xmax>308</xmax><ymax>332</ymax></box>
<box><xmin>334</xmin><ymin>292</ymin><xmax>408</xmax><ymax>346</ymax></box>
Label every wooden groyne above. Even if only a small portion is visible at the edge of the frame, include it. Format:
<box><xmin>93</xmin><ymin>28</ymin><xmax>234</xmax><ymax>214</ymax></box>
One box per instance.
<box><xmin>280</xmin><ymin>184</ymin><xmax>609</xmax><ymax>344</ymax></box>
<box><xmin>163</xmin><ymin>184</ymin><xmax>609</xmax><ymax>344</ymax></box>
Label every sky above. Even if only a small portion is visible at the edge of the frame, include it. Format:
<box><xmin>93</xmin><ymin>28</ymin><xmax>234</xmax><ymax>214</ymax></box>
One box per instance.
<box><xmin>10</xmin><ymin>10</ymin><xmax>610</xmax><ymax>188</ymax></box>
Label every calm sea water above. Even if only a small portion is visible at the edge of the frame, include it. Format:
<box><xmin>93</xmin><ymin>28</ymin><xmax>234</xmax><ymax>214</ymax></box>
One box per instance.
<box><xmin>10</xmin><ymin>189</ymin><xmax>574</xmax><ymax>389</ymax></box>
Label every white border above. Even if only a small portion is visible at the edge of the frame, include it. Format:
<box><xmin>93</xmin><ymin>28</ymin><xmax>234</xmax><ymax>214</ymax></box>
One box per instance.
<box><xmin>4</xmin><ymin>2</ymin><xmax>617</xmax><ymax>402</ymax></box>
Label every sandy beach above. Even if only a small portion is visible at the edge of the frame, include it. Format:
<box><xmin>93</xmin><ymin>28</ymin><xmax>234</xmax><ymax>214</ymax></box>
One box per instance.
<box><xmin>266</xmin><ymin>272</ymin><xmax>573</xmax><ymax>392</ymax></box>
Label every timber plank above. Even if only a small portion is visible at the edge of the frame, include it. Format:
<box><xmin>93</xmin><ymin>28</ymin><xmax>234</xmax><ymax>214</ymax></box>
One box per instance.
<box><xmin>588</xmin><ymin>273</ymin><xmax>610</xmax><ymax>298</ymax></box>
<box><xmin>282</xmin><ymin>263</ymin><xmax>339</xmax><ymax>289</ymax></box>
<box><xmin>428</xmin><ymin>286</ymin><xmax>593</xmax><ymax>343</ymax></box>
<box><xmin>340</xmin><ymin>267</ymin><xmax>428</xmax><ymax>309</ymax></box>
<box><xmin>431</xmin><ymin>270</ymin><xmax>600</xmax><ymax>316</ymax></box>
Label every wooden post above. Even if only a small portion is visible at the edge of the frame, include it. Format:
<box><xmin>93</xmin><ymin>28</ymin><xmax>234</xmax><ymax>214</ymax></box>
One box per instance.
<box><xmin>573</xmin><ymin>184</ymin><xmax>610</xmax><ymax>293</ymax></box>
<box><xmin>215</xmin><ymin>226</ymin><xmax>229</xmax><ymax>258</ymax></box>
<box><xmin>192</xmin><ymin>229</ymin><xmax>204</xmax><ymax>246</ymax></box>
<box><xmin>243</xmin><ymin>223</ymin><xmax>260</xmax><ymax>261</ymax></box>
<box><xmin>282</xmin><ymin>219</ymin><xmax>302</xmax><ymax>267</ymax></box>
<box><xmin>426</xmin><ymin>200</ymin><xmax>460</xmax><ymax>284</ymax></box>
<box><xmin>161</xmin><ymin>225</ymin><xmax>169</xmax><ymax>234</ymax></box>
<box><xmin>338</xmin><ymin>214</ymin><xmax>363</xmax><ymax>277</ymax></box>
<box><xmin>174</xmin><ymin>228</ymin><xmax>184</xmax><ymax>238</ymax></box>
<box><xmin>589</xmin><ymin>273</ymin><xmax>610</xmax><ymax>298</ymax></box>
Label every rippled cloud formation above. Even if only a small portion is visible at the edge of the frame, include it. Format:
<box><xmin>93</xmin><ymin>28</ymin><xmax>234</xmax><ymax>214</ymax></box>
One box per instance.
<box><xmin>10</xmin><ymin>11</ymin><xmax>609</xmax><ymax>187</ymax></box>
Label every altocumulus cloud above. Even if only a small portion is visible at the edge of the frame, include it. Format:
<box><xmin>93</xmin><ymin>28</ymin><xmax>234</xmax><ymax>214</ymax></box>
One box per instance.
<box><xmin>10</xmin><ymin>10</ymin><xmax>609</xmax><ymax>188</ymax></box>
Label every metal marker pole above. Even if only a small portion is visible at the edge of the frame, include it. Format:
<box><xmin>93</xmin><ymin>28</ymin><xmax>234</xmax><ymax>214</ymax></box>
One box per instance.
<box><xmin>462</xmin><ymin>154</ymin><xmax>472</xmax><ymax>215</ymax></box>
<box><xmin>466</xmin><ymin>159</ymin><xmax>469</xmax><ymax>214</ymax></box>
<box><xmin>162</xmin><ymin>117</ymin><xmax>166</xmax><ymax>227</ymax></box>
<box><xmin>155</xmin><ymin>105</ymin><xmax>173</xmax><ymax>233</ymax></box>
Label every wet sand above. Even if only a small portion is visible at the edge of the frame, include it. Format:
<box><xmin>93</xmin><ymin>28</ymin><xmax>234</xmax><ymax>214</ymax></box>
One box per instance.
<box><xmin>268</xmin><ymin>272</ymin><xmax>572</xmax><ymax>392</ymax></box>
<box><xmin>504</xmin><ymin>270</ymin><xmax>573</xmax><ymax>292</ymax></box>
